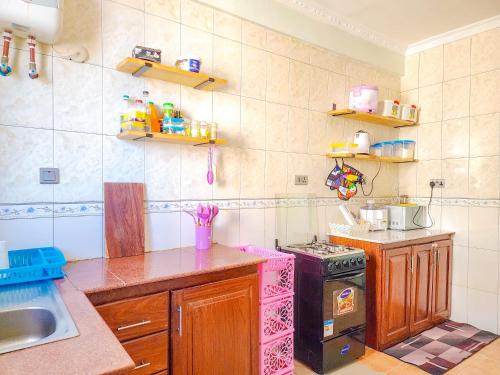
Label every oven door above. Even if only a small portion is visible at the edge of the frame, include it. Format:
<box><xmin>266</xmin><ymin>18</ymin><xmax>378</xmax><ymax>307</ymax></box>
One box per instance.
<box><xmin>322</xmin><ymin>270</ymin><xmax>366</xmax><ymax>340</ymax></box>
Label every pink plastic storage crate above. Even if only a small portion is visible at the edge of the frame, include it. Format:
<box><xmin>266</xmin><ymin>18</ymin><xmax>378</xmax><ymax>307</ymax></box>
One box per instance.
<box><xmin>261</xmin><ymin>333</ymin><xmax>294</xmax><ymax>375</ymax></box>
<box><xmin>261</xmin><ymin>294</ymin><xmax>294</xmax><ymax>344</ymax></box>
<box><xmin>241</xmin><ymin>246</ymin><xmax>295</xmax><ymax>300</ymax></box>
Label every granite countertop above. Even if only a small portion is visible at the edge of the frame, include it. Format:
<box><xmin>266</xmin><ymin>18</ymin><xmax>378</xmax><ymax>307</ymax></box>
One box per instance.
<box><xmin>329</xmin><ymin>229</ymin><xmax>455</xmax><ymax>244</ymax></box>
<box><xmin>0</xmin><ymin>245</ymin><xmax>264</xmax><ymax>375</ymax></box>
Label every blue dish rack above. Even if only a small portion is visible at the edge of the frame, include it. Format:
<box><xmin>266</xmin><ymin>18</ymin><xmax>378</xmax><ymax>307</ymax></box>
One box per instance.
<box><xmin>0</xmin><ymin>247</ymin><xmax>66</xmax><ymax>286</ymax></box>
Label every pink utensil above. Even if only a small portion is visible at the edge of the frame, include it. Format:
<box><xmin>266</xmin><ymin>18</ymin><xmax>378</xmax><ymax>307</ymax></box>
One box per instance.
<box><xmin>210</xmin><ymin>205</ymin><xmax>219</xmax><ymax>224</ymax></box>
<box><xmin>207</xmin><ymin>146</ymin><xmax>214</xmax><ymax>185</ymax></box>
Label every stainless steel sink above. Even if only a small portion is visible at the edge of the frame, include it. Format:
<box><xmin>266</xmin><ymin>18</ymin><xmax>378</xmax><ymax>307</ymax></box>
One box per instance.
<box><xmin>0</xmin><ymin>281</ymin><xmax>79</xmax><ymax>354</ymax></box>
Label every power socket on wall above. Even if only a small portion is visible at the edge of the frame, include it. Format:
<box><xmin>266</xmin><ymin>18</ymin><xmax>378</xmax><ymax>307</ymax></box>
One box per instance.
<box><xmin>295</xmin><ymin>175</ymin><xmax>308</xmax><ymax>185</ymax></box>
<box><xmin>430</xmin><ymin>179</ymin><xmax>445</xmax><ymax>188</ymax></box>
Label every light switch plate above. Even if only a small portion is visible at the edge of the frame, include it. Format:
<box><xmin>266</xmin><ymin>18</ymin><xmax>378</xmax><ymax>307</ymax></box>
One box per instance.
<box><xmin>295</xmin><ymin>175</ymin><xmax>308</xmax><ymax>185</ymax></box>
<box><xmin>40</xmin><ymin>168</ymin><xmax>60</xmax><ymax>184</ymax></box>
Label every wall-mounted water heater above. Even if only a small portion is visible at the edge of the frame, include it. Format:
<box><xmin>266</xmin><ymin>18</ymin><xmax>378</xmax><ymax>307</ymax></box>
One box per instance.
<box><xmin>0</xmin><ymin>0</ymin><xmax>64</xmax><ymax>44</ymax></box>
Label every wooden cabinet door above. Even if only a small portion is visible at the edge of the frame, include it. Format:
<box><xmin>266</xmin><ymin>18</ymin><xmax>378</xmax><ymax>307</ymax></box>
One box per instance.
<box><xmin>432</xmin><ymin>240</ymin><xmax>452</xmax><ymax>322</ymax></box>
<box><xmin>171</xmin><ymin>274</ymin><xmax>259</xmax><ymax>375</ymax></box>
<box><xmin>410</xmin><ymin>244</ymin><xmax>434</xmax><ymax>335</ymax></box>
<box><xmin>381</xmin><ymin>247</ymin><xmax>412</xmax><ymax>347</ymax></box>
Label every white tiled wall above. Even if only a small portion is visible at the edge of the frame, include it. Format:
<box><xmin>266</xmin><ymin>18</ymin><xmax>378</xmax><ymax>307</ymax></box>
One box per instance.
<box><xmin>0</xmin><ymin>0</ymin><xmax>401</xmax><ymax>260</ymax></box>
<box><xmin>400</xmin><ymin>27</ymin><xmax>500</xmax><ymax>334</ymax></box>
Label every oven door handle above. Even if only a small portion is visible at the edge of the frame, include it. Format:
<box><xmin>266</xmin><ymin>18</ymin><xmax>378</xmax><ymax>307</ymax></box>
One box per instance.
<box><xmin>325</xmin><ymin>272</ymin><xmax>365</xmax><ymax>282</ymax></box>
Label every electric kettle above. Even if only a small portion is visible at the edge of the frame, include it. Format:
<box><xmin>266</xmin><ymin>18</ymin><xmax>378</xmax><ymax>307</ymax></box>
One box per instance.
<box><xmin>353</xmin><ymin>130</ymin><xmax>370</xmax><ymax>154</ymax></box>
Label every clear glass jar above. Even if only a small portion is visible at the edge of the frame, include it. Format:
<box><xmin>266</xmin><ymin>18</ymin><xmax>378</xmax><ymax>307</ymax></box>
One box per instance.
<box><xmin>199</xmin><ymin>121</ymin><xmax>210</xmax><ymax>139</ymax></box>
<box><xmin>209</xmin><ymin>122</ymin><xmax>218</xmax><ymax>140</ymax></box>
<box><xmin>190</xmin><ymin>120</ymin><xmax>200</xmax><ymax>138</ymax></box>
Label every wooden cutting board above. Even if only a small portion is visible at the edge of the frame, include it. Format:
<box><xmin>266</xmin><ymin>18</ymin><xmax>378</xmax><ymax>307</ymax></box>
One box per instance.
<box><xmin>104</xmin><ymin>183</ymin><xmax>145</xmax><ymax>258</ymax></box>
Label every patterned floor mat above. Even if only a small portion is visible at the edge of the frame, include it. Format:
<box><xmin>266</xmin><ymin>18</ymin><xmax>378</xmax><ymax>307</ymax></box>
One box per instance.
<box><xmin>384</xmin><ymin>321</ymin><xmax>498</xmax><ymax>374</ymax></box>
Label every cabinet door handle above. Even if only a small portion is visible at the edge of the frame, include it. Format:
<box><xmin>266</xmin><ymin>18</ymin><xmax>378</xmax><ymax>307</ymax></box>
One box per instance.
<box><xmin>409</xmin><ymin>256</ymin><xmax>414</xmax><ymax>273</ymax></box>
<box><xmin>177</xmin><ymin>306</ymin><xmax>183</xmax><ymax>337</ymax></box>
<box><xmin>134</xmin><ymin>361</ymin><xmax>151</xmax><ymax>370</ymax></box>
<box><xmin>117</xmin><ymin>320</ymin><xmax>151</xmax><ymax>331</ymax></box>
<box><xmin>437</xmin><ymin>250</ymin><xmax>440</xmax><ymax>265</ymax></box>
<box><xmin>432</xmin><ymin>243</ymin><xmax>438</xmax><ymax>248</ymax></box>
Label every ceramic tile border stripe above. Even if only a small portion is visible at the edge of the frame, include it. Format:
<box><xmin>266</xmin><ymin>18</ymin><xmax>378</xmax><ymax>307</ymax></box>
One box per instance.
<box><xmin>1</xmin><ymin>197</ymin><xmax>499</xmax><ymax>219</ymax></box>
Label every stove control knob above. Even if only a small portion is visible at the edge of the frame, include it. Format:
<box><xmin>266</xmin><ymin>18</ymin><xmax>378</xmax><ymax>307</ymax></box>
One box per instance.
<box><xmin>342</xmin><ymin>260</ymin><xmax>349</xmax><ymax>267</ymax></box>
<box><xmin>350</xmin><ymin>258</ymin><xmax>356</xmax><ymax>265</ymax></box>
<box><xmin>357</xmin><ymin>257</ymin><xmax>364</xmax><ymax>264</ymax></box>
<box><xmin>327</xmin><ymin>262</ymin><xmax>335</xmax><ymax>272</ymax></box>
<box><xmin>334</xmin><ymin>261</ymin><xmax>341</xmax><ymax>269</ymax></box>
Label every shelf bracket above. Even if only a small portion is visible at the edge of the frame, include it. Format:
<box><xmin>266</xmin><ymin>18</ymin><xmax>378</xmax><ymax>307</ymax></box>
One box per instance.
<box><xmin>132</xmin><ymin>62</ymin><xmax>152</xmax><ymax>77</ymax></box>
<box><xmin>194</xmin><ymin>77</ymin><xmax>215</xmax><ymax>90</ymax></box>
<box><xmin>193</xmin><ymin>139</ymin><xmax>216</xmax><ymax>147</ymax></box>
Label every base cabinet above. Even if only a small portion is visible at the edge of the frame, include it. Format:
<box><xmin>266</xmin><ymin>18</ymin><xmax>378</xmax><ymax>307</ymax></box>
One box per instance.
<box><xmin>331</xmin><ymin>235</ymin><xmax>453</xmax><ymax>350</ymax></box>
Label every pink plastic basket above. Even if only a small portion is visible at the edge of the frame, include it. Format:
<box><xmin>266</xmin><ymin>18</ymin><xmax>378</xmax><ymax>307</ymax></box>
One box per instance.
<box><xmin>261</xmin><ymin>295</ymin><xmax>294</xmax><ymax>344</ymax></box>
<box><xmin>261</xmin><ymin>333</ymin><xmax>294</xmax><ymax>375</ymax></box>
<box><xmin>241</xmin><ymin>246</ymin><xmax>295</xmax><ymax>300</ymax></box>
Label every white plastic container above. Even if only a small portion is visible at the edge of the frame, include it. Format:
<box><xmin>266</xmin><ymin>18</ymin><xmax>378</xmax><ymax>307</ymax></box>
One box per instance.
<box><xmin>0</xmin><ymin>241</ymin><xmax>8</xmax><ymax>269</ymax></box>
<box><xmin>380</xmin><ymin>100</ymin><xmax>401</xmax><ymax>118</ymax></box>
<box><xmin>348</xmin><ymin>85</ymin><xmax>379</xmax><ymax>113</ymax></box>
<box><xmin>393</xmin><ymin>140</ymin><xmax>416</xmax><ymax>159</ymax></box>
<box><xmin>400</xmin><ymin>104</ymin><xmax>418</xmax><ymax>122</ymax></box>
<box><xmin>370</xmin><ymin>143</ymin><xmax>383</xmax><ymax>157</ymax></box>
<box><xmin>381</xmin><ymin>142</ymin><xmax>394</xmax><ymax>157</ymax></box>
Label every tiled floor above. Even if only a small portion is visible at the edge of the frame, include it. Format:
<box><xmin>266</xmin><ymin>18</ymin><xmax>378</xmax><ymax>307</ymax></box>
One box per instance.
<box><xmin>294</xmin><ymin>338</ymin><xmax>500</xmax><ymax>374</ymax></box>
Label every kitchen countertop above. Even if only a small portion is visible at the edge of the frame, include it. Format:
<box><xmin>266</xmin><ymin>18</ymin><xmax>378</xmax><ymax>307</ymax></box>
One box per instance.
<box><xmin>0</xmin><ymin>244</ymin><xmax>264</xmax><ymax>375</ymax></box>
<box><xmin>329</xmin><ymin>229</ymin><xmax>454</xmax><ymax>244</ymax></box>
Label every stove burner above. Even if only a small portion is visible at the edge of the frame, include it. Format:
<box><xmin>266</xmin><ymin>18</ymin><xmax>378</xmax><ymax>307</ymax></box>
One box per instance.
<box><xmin>286</xmin><ymin>242</ymin><xmax>360</xmax><ymax>258</ymax></box>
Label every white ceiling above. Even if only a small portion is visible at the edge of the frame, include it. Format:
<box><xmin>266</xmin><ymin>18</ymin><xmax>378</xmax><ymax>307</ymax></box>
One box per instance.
<box><xmin>277</xmin><ymin>0</ymin><xmax>500</xmax><ymax>52</ymax></box>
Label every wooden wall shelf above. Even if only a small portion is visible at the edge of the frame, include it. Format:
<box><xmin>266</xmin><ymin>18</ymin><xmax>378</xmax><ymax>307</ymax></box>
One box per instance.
<box><xmin>116</xmin><ymin>58</ymin><xmax>228</xmax><ymax>91</ymax></box>
<box><xmin>118</xmin><ymin>130</ymin><xmax>227</xmax><ymax>146</ymax></box>
<box><xmin>327</xmin><ymin>109</ymin><xmax>417</xmax><ymax>128</ymax></box>
<box><xmin>326</xmin><ymin>153</ymin><xmax>416</xmax><ymax>164</ymax></box>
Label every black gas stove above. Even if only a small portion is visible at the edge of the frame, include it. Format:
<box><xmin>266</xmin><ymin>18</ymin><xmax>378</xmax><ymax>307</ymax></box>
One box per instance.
<box><xmin>280</xmin><ymin>242</ymin><xmax>366</xmax><ymax>374</ymax></box>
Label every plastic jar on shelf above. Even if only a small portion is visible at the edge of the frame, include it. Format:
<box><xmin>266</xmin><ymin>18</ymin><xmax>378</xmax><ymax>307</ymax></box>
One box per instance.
<box><xmin>370</xmin><ymin>143</ymin><xmax>383</xmax><ymax>157</ymax></box>
<box><xmin>330</xmin><ymin>143</ymin><xmax>358</xmax><ymax>155</ymax></box>
<box><xmin>381</xmin><ymin>141</ymin><xmax>394</xmax><ymax>157</ymax></box>
<box><xmin>393</xmin><ymin>140</ymin><xmax>416</xmax><ymax>159</ymax></box>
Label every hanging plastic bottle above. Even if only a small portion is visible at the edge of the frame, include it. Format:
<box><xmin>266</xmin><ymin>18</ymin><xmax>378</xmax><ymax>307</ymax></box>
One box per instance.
<box><xmin>0</xmin><ymin>30</ymin><xmax>13</xmax><ymax>76</ymax></box>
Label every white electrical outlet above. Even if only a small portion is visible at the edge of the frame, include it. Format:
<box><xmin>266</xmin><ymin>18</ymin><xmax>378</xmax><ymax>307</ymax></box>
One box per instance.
<box><xmin>430</xmin><ymin>179</ymin><xmax>445</xmax><ymax>188</ymax></box>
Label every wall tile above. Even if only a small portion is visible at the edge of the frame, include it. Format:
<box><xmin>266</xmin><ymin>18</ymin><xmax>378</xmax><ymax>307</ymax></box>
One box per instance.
<box><xmin>401</xmin><ymin>53</ymin><xmax>419</xmax><ymax>91</ymax></box>
<box><xmin>54</xmin><ymin>131</ymin><xmax>103</xmax><ymax>202</ymax></box>
<box><xmin>214</xmin><ymin>10</ymin><xmax>241</xmax><ymax>42</ymax></box>
<box><xmin>0</xmin><ymin>218</ymin><xmax>53</xmax><ymax>250</ymax></box>
<box><xmin>309</xmin><ymin>66</ymin><xmax>330</xmax><ymax>112</ymax></box>
<box><xmin>308</xmin><ymin>111</ymin><xmax>328</xmax><ymax>155</ymax></box>
<box><xmin>441</xmin><ymin>205</ymin><xmax>469</xmax><ymax>246</ymax></box>
<box><xmin>328</xmin><ymin>52</ymin><xmax>347</xmax><ymax>76</ymax></box>
<box><xmin>0</xmin><ymin>126</ymin><xmax>53</xmax><ymax>204</ymax></box>
<box><xmin>398</xmin><ymin>163</ymin><xmax>417</xmax><ymax>196</ymax></box>
<box><xmin>468</xmin><ymin>247</ymin><xmax>498</xmax><ymax>294</ymax></box>
<box><xmin>54</xmin><ymin>0</ymin><xmax>102</xmax><ymax>65</ymax></box>
<box><xmin>241</xmin><ymin>97</ymin><xmax>265</xmax><ymax>150</ymax></box>
<box><xmin>241</xmin><ymin>20</ymin><xmax>266</xmax><ymax>49</ymax></box>
<box><xmin>180</xmin><ymin>210</ymin><xmax>195</xmax><ymax>246</ymax></box>
<box><xmin>266</xmin><ymin>30</ymin><xmax>292</xmax><ymax>57</ymax></box>
<box><xmin>145</xmin><ymin>14</ymin><xmax>180</xmax><ymax>66</ymax></box>
<box><xmin>53</xmin><ymin>59</ymin><xmax>103</xmax><ymax>134</ymax></box>
<box><xmin>287</xmin><ymin>153</ymin><xmax>310</xmax><ymax>194</ymax></box>
<box><xmin>213</xmin><ymin>92</ymin><xmax>240</xmax><ymax>145</ymax></box>
<box><xmin>289</xmin><ymin>39</ymin><xmax>312</xmax><ymax>64</ymax></box>
<box><xmin>287</xmin><ymin>107</ymin><xmax>309</xmax><ymax>153</ymax></box>
<box><xmin>442</xmin><ymin>158</ymin><xmax>468</xmax><ymax>198</ymax></box>
<box><xmin>181</xmin><ymin>0</ymin><xmax>213</xmax><ymax>32</ymax></box>
<box><xmin>416</xmin><ymin>160</ymin><xmax>441</xmax><ymax>197</ymax></box>
<box><xmin>419</xmin><ymin>46</ymin><xmax>443</xmax><ymax>87</ymax></box>
<box><xmin>181</xmin><ymin>85</ymin><xmax>213</xmax><ymax>122</ymax></box>
<box><xmin>452</xmin><ymin>245</ymin><xmax>469</xmax><ymax>287</ymax></box>
<box><xmin>264</xmin><ymin>207</ymin><xmax>280</xmax><ymax>248</ymax></box>
<box><xmin>145</xmin><ymin>0</ymin><xmax>180</xmax><ymax>21</ymax></box>
<box><xmin>266</xmin><ymin>53</ymin><xmax>290</xmax><ymax>105</ymax></box>
<box><xmin>265</xmin><ymin>151</ymin><xmax>287</xmax><ymax>198</ymax></box>
<box><xmin>241</xmin><ymin>45</ymin><xmax>267</xmax><ymax>100</ymax></box>
<box><xmin>450</xmin><ymin>285</ymin><xmax>467</xmax><ymax>323</ymax></box>
<box><xmin>309</xmin><ymin>47</ymin><xmax>331</xmax><ymax>71</ymax></box>
<box><xmin>470</xmin><ymin>69</ymin><xmax>500</xmax><ymax>116</ymax></box>
<box><xmin>0</xmin><ymin>51</ymin><xmax>53</xmax><ymax>129</ymax></box>
<box><xmin>442</xmin><ymin>118</ymin><xmax>469</xmax><ymax>159</ymax></box>
<box><xmin>443</xmin><ymin>77</ymin><xmax>470</xmax><ymax>120</ymax></box>
<box><xmin>469</xmin><ymin>113</ymin><xmax>500</xmax><ymax>157</ymax></box>
<box><xmin>145</xmin><ymin>143</ymin><xmax>181</xmax><ymax>201</ymax></box>
<box><xmin>180</xmin><ymin>146</ymin><xmax>212</xmax><ymax>200</ymax></box>
<box><xmin>328</xmin><ymin>72</ymin><xmax>347</xmax><ymax>109</ymax></box>
<box><xmin>180</xmin><ymin>25</ymin><xmax>213</xmax><ymax>74</ymax></box>
<box><xmin>213</xmin><ymin>147</ymin><xmax>240</xmax><ymax>199</ymax></box>
<box><xmin>471</xmin><ymin>28</ymin><xmax>500</xmax><ymax>75</ymax></box>
<box><xmin>443</xmin><ymin>38</ymin><xmax>470</xmax><ymax>81</ymax></box>
<box><xmin>469</xmin><ymin>207</ymin><xmax>499</xmax><ymax>251</ymax></box>
<box><xmin>54</xmin><ymin>216</ymin><xmax>103</xmax><ymax>260</ymax></box>
<box><xmin>467</xmin><ymin>289</ymin><xmax>498</xmax><ymax>334</ymax></box>
<box><xmin>266</xmin><ymin>102</ymin><xmax>288</xmax><ymax>152</ymax></box>
<box><xmin>239</xmin><ymin>208</ymin><xmax>265</xmax><ymax>247</ymax></box>
<box><xmin>103</xmin><ymin>135</ymin><xmax>144</xmax><ymax>183</ymax></box>
<box><xmin>289</xmin><ymin>60</ymin><xmax>311</xmax><ymax>109</ymax></box>
<box><xmin>102</xmin><ymin>0</ymin><xmax>144</xmax><ymax>68</ymax></box>
<box><xmin>113</xmin><ymin>0</ymin><xmax>144</xmax><ymax>10</ymax></box>
<box><xmin>400</xmin><ymin>89</ymin><xmax>419</xmax><ymax>106</ymax></box>
<box><xmin>145</xmin><ymin>212</ymin><xmax>181</xmax><ymax>251</ymax></box>
<box><xmin>213</xmin><ymin>36</ymin><xmax>241</xmax><ymax>95</ymax></box>
<box><xmin>308</xmin><ymin>154</ymin><xmax>326</xmax><ymax>196</ymax></box>
<box><xmin>417</xmin><ymin>122</ymin><xmax>442</xmax><ymax>160</ymax></box>
<box><xmin>240</xmin><ymin>149</ymin><xmax>265</xmax><ymax>198</ymax></box>
<box><xmin>213</xmin><ymin>209</ymin><xmax>239</xmax><ymax>246</ymax></box>
<box><xmin>469</xmin><ymin>156</ymin><xmax>499</xmax><ymax>199</ymax></box>
<box><xmin>418</xmin><ymin>84</ymin><xmax>442</xmax><ymax>123</ymax></box>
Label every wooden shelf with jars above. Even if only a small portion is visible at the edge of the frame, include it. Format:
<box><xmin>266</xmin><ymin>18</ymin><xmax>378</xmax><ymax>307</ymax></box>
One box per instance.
<box><xmin>325</xmin><ymin>153</ymin><xmax>417</xmax><ymax>164</ymax></box>
<box><xmin>117</xmin><ymin>130</ymin><xmax>227</xmax><ymax>146</ymax></box>
<box><xmin>327</xmin><ymin>109</ymin><xmax>417</xmax><ymax>128</ymax></box>
<box><xmin>116</xmin><ymin>58</ymin><xmax>228</xmax><ymax>91</ymax></box>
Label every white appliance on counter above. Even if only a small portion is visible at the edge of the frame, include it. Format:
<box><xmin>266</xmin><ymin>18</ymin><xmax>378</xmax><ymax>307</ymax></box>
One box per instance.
<box><xmin>387</xmin><ymin>204</ymin><xmax>426</xmax><ymax>230</ymax></box>
<box><xmin>359</xmin><ymin>200</ymin><xmax>388</xmax><ymax>231</ymax></box>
